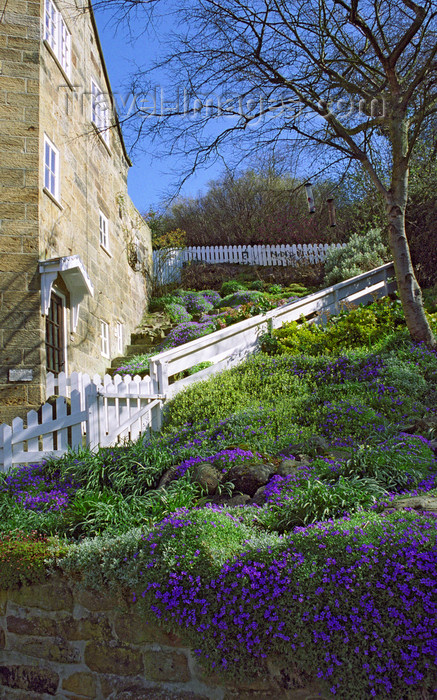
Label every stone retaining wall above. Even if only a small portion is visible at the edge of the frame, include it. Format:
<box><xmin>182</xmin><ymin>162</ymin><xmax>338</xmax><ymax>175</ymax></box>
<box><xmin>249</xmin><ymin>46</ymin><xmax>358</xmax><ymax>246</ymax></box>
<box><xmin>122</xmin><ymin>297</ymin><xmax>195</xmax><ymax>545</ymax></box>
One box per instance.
<box><xmin>0</xmin><ymin>576</ymin><xmax>328</xmax><ymax>700</ymax></box>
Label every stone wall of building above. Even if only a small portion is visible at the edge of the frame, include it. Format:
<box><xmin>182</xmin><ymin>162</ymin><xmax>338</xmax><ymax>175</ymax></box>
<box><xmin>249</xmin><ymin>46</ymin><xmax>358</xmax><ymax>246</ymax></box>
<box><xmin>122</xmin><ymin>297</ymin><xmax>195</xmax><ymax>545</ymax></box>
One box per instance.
<box><xmin>0</xmin><ymin>1</ymin><xmax>45</xmax><ymax>424</ymax></box>
<box><xmin>0</xmin><ymin>576</ymin><xmax>328</xmax><ymax>700</ymax></box>
<box><xmin>0</xmin><ymin>0</ymin><xmax>152</xmax><ymax>424</ymax></box>
<box><xmin>38</xmin><ymin>0</ymin><xmax>152</xmax><ymax>380</ymax></box>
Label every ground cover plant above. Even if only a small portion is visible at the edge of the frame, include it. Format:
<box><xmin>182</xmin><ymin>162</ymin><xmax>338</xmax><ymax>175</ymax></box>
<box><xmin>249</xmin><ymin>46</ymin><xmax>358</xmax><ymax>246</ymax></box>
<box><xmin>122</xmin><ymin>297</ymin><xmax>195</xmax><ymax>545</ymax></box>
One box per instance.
<box><xmin>114</xmin><ymin>281</ymin><xmax>309</xmax><ymax>376</ymax></box>
<box><xmin>0</xmin><ymin>294</ymin><xmax>436</xmax><ymax>698</ymax></box>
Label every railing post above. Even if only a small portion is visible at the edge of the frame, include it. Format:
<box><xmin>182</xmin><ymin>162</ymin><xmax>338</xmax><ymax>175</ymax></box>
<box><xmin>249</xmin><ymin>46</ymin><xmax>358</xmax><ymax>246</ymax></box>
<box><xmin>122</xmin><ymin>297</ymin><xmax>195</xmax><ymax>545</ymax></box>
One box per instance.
<box><xmin>85</xmin><ymin>380</ymin><xmax>99</xmax><ymax>450</ymax></box>
<box><xmin>383</xmin><ymin>266</ymin><xmax>389</xmax><ymax>297</ymax></box>
<box><xmin>157</xmin><ymin>360</ymin><xmax>169</xmax><ymax>396</ymax></box>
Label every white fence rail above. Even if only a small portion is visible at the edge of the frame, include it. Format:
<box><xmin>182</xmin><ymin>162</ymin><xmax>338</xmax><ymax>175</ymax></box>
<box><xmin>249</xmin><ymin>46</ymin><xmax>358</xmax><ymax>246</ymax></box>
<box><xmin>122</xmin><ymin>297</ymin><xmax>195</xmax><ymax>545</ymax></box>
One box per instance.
<box><xmin>153</xmin><ymin>243</ymin><xmax>345</xmax><ymax>285</ymax></box>
<box><xmin>0</xmin><ymin>263</ymin><xmax>395</xmax><ymax>471</ymax></box>
<box><xmin>0</xmin><ymin>373</ymin><xmax>163</xmax><ymax>471</ymax></box>
<box><xmin>149</xmin><ymin>263</ymin><xmax>396</xmax><ymax>399</ymax></box>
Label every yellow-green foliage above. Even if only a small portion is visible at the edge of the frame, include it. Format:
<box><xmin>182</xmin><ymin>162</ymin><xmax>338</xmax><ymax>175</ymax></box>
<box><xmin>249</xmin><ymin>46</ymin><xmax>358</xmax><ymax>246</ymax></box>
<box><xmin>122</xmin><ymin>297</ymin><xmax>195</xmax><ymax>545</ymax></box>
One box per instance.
<box><xmin>273</xmin><ymin>298</ymin><xmax>406</xmax><ymax>355</ymax></box>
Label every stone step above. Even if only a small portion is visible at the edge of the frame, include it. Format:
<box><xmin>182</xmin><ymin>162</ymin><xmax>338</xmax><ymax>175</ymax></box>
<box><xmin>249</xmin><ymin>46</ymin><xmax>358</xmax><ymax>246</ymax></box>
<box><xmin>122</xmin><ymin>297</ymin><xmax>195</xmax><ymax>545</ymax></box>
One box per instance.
<box><xmin>131</xmin><ymin>329</ymin><xmax>173</xmax><ymax>345</ymax></box>
<box><xmin>124</xmin><ymin>343</ymin><xmax>154</xmax><ymax>356</ymax></box>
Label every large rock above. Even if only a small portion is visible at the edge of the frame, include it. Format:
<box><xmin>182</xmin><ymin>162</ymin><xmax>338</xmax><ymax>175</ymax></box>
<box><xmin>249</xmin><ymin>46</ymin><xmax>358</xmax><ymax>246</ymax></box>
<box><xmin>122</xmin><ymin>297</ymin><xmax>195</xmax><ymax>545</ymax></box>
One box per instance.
<box><xmin>143</xmin><ymin>650</ymin><xmax>190</xmax><ymax>683</ymax></box>
<box><xmin>276</xmin><ymin>459</ymin><xmax>301</xmax><ymax>477</ymax></box>
<box><xmin>191</xmin><ymin>463</ymin><xmax>222</xmax><ymax>495</ymax></box>
<box><xmin>386</xmin><ymin>496</ymin><xmax>437</xmax><ymax>514</ymax></box>
<box><xmin>0</xmin><ymin>666</ymin><xmax>59</xmax><ymax>695</ymax></box>
<box><xmin>226</xmin><ymin>494</ymin><xmax>252</xmax><ymax>507</ymax></box>
<box><xmin>85</xmin><ymin>642</ymin><xmax>143</xmax><ymax>675</ymax></box>
<box><xmin>227</xmin><ymin>463</ymin><xmax>274</xmax><ymax>497</ymax></box>
<box><xmin>157</xmin><ymin>466</ymin><xmax>180</xmax><ymax>489</ymax></box>
<box><xmin>251</xmin><ymin>486</ymin><xmax>267</xmax><ymax>505</ymax></box>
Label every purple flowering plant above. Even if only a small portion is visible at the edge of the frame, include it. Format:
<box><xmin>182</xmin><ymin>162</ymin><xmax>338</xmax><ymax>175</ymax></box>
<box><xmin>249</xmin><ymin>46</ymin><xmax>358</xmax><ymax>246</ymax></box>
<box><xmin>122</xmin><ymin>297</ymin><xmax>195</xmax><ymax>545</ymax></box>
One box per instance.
<box><xmin>125</xmin><ymin>508</ymin><xmax>436</xmax><ymax>699</ymax></box>
<box><xmin>0</xmin><ymin>462</ymin><xmax>78</xmax><ymax>513</ymax></box>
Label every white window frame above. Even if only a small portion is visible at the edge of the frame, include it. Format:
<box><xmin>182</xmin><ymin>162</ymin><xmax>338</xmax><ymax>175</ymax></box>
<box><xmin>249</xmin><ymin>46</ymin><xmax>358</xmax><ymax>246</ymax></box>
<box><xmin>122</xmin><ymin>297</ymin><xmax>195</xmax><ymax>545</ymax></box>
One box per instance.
<box><xmin>44</xmin><ymin>134</ymin><xmax>60</xmax><ymax>202</ymax></box>
<box><xmin>44</xmin><ymin>0</ymin><xmax>71</xmax><ymax>78</ymax></box>
<box><xmin>91</xmin><ymin>79</ymin><xmax>110</xmax><ymax>145</ymax></box>
<box><xmin>115</xmin><ymin>321</ymin><xmax>124</xmax><ymax>355</ymax></box>
<box><xmin>100</xmin><ymin>320</ymin><xmax>110</xmax><ymax>358</ymax></box>
<box><xmin>99</xmin><ymin>210</ymin><xmax>110</xmax><ymax>252</ymax></box>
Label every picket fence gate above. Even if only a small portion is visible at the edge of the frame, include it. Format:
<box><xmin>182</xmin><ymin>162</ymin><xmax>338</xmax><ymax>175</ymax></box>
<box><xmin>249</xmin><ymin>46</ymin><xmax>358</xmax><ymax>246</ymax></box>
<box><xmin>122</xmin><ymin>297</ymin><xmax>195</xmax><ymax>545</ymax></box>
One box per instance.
<box><xmin>0</xmin><ymin>373</ymin><xmax>163</xmax><ymax>471</ymax></box>
<box><xmin>153</xmin><ymin>242</ymin><xmax>345</xmax><ymax>285</ymax></box>
<box><xmin>0</xmin><ymin>263</ymin><xmax>396</xmax><ymax>471</ymax></box>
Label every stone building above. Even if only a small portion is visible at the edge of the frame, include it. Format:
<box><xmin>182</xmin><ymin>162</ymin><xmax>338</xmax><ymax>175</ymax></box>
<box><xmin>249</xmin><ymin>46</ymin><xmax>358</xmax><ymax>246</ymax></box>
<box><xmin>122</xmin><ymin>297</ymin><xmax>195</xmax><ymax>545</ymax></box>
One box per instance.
<box><xmin>0</xmin><ymin>0</ymin><xmax>152</xmax><ymax>424</ymax></box>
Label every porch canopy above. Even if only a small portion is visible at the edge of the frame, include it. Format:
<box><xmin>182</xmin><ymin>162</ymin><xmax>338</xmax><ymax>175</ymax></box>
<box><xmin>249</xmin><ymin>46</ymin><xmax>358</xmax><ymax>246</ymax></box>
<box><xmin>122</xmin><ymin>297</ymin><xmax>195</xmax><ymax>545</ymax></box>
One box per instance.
<box><xmin>39</xmin><ymin>255</ymin><xmax>94</xmax><ymax>332</ymax></box>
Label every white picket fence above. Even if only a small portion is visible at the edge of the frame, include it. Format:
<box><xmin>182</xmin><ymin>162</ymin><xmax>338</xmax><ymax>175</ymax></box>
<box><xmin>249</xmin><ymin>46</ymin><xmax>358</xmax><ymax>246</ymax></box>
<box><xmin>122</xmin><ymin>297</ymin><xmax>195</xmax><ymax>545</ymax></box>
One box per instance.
<box><xmin>148</xmin><ymin>262</ymin><xmax>396</xmax><ymax>399</ymax></box>
<box><xmin>153</xmin><ymin>243</ymin><xmax>345</xmax><ymax>285</ymax></box>
<box><xmin>0</xmin><ymin>373</ymin><xmax>163</xmax><ymax>471</ymax></box>
<box><xmin>0</xmin><ymin>263</ymin><xmax>395</xmax><ymax>471</ymax></box>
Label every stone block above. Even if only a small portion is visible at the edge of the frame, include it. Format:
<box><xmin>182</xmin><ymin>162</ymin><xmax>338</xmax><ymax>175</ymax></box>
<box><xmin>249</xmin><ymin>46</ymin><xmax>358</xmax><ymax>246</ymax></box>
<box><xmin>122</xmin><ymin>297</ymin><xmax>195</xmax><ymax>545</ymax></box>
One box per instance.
<box><xmin>0</xmin><ymin>665</ymin><xmax>59</xmax><ymax>695</ymax></box>
<box><xmin>0</xmin><ymin>77</ymin><xmax>26</xmax><ymax>92</ymax></box>
<box><xmin>0</xmin><ymin>202</ymin><xmax>25</xmax><ymax>219</ymax></box>
<box><xmin>0</xmin><ymin>136</ymin><xmax>24</xmax><ymax>153</ymax></box>
<box><xmin>0</xmin><ymin>186</ymin><xmax>38</xmax><ymax>203</ymax></box>
<box><xmin>143</xmin><ymin>650</ymin><xmax>191</xmax><ymax>683</ymax></box>
<box><xmin>6</xmin><ymin>614</ymin><xmax>59</xmax><ymax>637</ymax></box>
<box><xmin>0</xmin><ymin>169</ymin><xmax>25</xmax><ymax>186</ymax></box>
<box><xmin>0</xmin><ymin>590</ymin><xmax>7</xmax><ymax>616</ymax></box>
<box><xmin>24</xmin><ymin>203</ymin><xmax>38</xmax><ymax>221</ymax></box>
<box><xmin>85</xmin><ymin>641</ymin><xmax>143</xmax><ymax>676</ymax></box>
<box><xmin>21</xmin><ymin>236</ymin><xmax>38</xmax><ymax>253</ymax></box>
<box><xmin>0</xmin><ymin>220</ymin><xmax>35</xmax><ymax>236</ymax></box>
<box><xmin>74</xmin><ymin>588</ymin><xmax>123</xmax><ymax>612</ymax></box>
<box><xmin>0</xmin><ymin>346</ymin><xmax>22</xmax><ymax>366</ymax></box>
<box><xmin>0</xmin><ymin>253</ymin><xmax>36</xmax><ymax>272</ymax></box>
<box><xmin>8</xmin><ymin>579</ymin><xmax>74</xmax><ymax>611</ymax></box>
<box><xmin>0</xmin><ymin>384</ymin><xmax>26</xmax><ymax>405</ymax></box>
<box><xmin>61</xmin><ymin>672</ymin><xmax>97</xmax><ymax>698</ymax></box>
<box><xmin>0</xmin><ymin>236</ymin><xmax>22</xmax><ymax>253</ymax></box>
<box><xmin>114</xmin><ymin>613</ymin><xmax>183</xmax><ymax>647</ymax></box>
<box><xmin>0</xmin><ymin>628</ymin><xmax>4</xmax><ymax>650</ymax></box>
<box><xmin>66</xmin><ymin>613</ymin><xmax>113</xmax><ymax>642</ymax></box>
<box><xmin>7</xmin><ymin>37</ymin><xmax>34</xmax><ymax>51</ymax></box>
<box><xmin>9</xmin><ymin>636</ymin><xmax>80</xmax><ymax>664</ymax></box>
<box><xmin>5</xmin><ymin>611</ymin><xmax>84</xmax><ymax>639</ymax></box>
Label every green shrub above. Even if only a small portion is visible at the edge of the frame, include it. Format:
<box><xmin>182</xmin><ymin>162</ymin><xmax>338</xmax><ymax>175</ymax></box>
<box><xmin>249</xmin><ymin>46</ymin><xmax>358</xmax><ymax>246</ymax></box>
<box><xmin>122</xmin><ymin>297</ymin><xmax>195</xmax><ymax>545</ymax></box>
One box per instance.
<box><xmin>57</xmin><ymin>478</ymin><xmax>203</xmax><ymax>539</ymax></box>
<box><xmin>148</xmin><ymin>294</ymin><xmax>181</xmax><ymax>313</ymax></box>
<box><xmin>165</xmin><ymin>301</ymin><xmax>192</xmax><ymax>323</ymax></box>
<box><xmin>247</xmin><ymin>280</ymin><xmax>265</xmax><ymax>291</ymax></box>
<box><xmin>221</xmin><ymin>280</ymin><xmax>247</xmax><ymax>296</ymax></box>
<box><xmin>215</xmin><ymin>290</ymin><xmax>263</xmax><ymax>309</ymax></box>
<box><xmin>324</xmin><ymin>228</ymin><xmax>390</xmax><ymax>286</ymax></box>
<box><xmin>0</xmin><ymin>531</ymin><xmax>67</xmax><ymax>589</ymax></box>
<box><xmin>273</xmin><ymin>298</ymin><xmax>406</xmax><ymax>356</ymax></box>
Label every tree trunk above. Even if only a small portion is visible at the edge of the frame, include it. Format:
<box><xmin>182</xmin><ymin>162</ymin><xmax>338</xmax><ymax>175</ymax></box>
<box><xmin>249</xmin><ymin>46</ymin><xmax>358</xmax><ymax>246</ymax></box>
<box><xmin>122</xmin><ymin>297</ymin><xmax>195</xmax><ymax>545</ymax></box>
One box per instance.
<box><xmin>385</xmin><ymin>179</ymin><xmax>435</xmax><ymax>347</ymax></box>
<box><xmin>384</xmin><ymin>112</ymin><xmax>435</xmax><ymax>347</ymax></box>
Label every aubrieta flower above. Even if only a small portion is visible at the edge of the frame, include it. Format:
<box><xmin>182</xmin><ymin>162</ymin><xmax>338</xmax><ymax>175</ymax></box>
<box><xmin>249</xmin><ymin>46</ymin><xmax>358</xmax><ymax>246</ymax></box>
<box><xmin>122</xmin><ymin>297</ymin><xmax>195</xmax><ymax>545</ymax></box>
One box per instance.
<box><xmin>132</xmin><ymin>510</ymin><xmax>437</xmax><ymax>698</ymax></box>
<box><xmin>0</xmin><ymin>463</ymin><xmax>78</xmax><ymax>512</ymax></box>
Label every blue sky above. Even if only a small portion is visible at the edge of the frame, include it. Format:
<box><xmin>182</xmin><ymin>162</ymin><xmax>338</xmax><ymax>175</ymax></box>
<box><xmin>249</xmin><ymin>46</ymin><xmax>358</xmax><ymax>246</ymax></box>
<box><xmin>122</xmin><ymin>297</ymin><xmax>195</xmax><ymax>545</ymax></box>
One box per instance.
<box><xmin>93</xmin><ymin>5</ymin><xmax>219</xmax><ymax>214</ymax></box>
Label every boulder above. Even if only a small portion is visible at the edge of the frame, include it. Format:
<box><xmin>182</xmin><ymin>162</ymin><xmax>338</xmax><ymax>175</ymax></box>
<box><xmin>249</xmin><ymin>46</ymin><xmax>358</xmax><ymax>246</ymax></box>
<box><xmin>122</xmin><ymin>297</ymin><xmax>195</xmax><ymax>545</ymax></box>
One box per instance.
<box><xmin>227</xmin><ymin>463</ymin><xmax>274</xmax><ymax>496</ymax></box>
<box><xmin>226</xmin><ymin>494</ymin><xmax>251</xmax><ymax>507</ymax></box>
<box><xmin>157</xmin><ymin>466</ymin><xmax>179</xmax><ymax>489</ymax></box>
<box><xmin>251</xmin><ymin>486</ymin><xmax>267</xmax><ymax>505</ymax></box>
<box><xmin>276</xmin><ymin>459</ymin><xmax>301</xmax><ymax>477</ymax></box>
<box><xmin>191</xmin><ymin>463</ymin><xmax>222</xmax><ymax>495</ymax></box>
<box><xmin>386</xmin><ymin>496</ymin><xmax>437</xmax><ymax>514</ymax></box>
